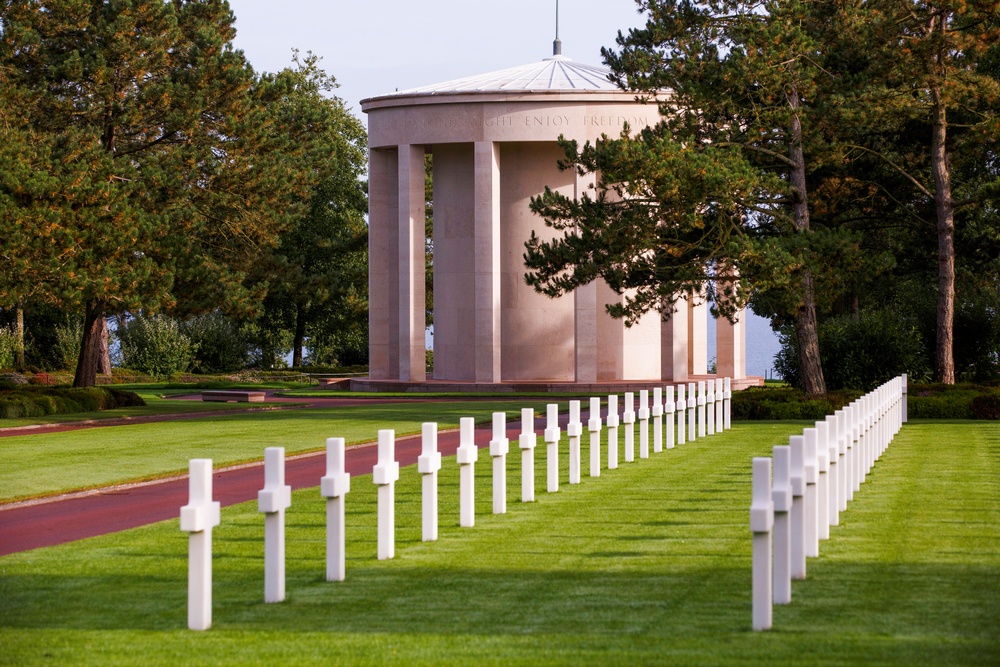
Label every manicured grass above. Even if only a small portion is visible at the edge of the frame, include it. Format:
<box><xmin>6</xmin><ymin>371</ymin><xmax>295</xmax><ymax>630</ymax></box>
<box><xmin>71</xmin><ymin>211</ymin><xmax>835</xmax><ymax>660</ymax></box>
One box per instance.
<box><xmin>0</xmin><ymin>400</ymin><xmax>554</xmax><ymax>502</ymax></box>
<box><xmin>1</xmin><ymin>421</ymin><xmax>997</xmax><ymax>664</ymax></box>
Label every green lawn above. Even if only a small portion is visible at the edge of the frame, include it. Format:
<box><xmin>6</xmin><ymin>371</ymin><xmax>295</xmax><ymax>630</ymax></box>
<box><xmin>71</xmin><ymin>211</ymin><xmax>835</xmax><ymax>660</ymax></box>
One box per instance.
<box><xmin>0</xmin><ymin>400</ymin><xmax>555</xmax><ymax>502</ymax></box>
<box><xmin>1</xmin><ymin>420</ymin><xmax>997</xmax><ymax>665</ymax></box>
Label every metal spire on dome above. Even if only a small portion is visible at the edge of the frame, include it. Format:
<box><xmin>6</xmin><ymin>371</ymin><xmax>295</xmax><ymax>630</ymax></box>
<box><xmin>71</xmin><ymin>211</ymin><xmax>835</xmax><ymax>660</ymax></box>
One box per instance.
<box><xmin>553</xmin><ymin>0</ymin><xmax>562</xmax><ymax>56</ymax></box>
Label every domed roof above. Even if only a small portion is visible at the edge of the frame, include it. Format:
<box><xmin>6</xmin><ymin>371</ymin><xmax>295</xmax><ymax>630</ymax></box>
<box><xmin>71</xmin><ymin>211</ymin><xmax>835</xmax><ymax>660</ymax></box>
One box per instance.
<box><xmin>376</xmin><ymin>55</ymin><xmax>620</xmax><ymax>98</ymax></box>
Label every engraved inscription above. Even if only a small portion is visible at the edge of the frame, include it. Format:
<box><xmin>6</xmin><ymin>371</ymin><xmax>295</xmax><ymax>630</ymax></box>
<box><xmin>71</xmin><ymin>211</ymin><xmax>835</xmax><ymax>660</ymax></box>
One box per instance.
<box><xmin>484</xmin><ymin>114</ymin><xmax>653</xmax><ymax>129</ymax></box>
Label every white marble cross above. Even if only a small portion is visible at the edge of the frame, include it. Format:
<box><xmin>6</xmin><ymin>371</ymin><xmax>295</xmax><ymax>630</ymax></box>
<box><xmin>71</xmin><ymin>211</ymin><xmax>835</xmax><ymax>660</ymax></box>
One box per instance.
<box><xmin>457</xmin><ymin>417</ymin><xmax>478</xmax><ymax>527</ymax></box>
<box><xmin>180</xmin><ymin>458</ymin><xmax>221</xmax><ymax>631</ymax></box>
<box><xmin>676</xmin><ymin>384</ymin><xmax>686</xmax><ymax>446</ymax></box>
<box><xmin>824</xmin><ymin>413</ymin><xmax>840</xmax><ymax>528</ymax></box>
<box><xmin>623</xmin><ymin>392</ymin><xmax>636</xmax><ymax>462</ymax></box>
<box><xmin>665</xmin><ymin>386</ymin><xmax>675</xmax><ymax>450</ymax></box>
<box><xmin>373</xmin><ymin>429</ymin><xmax>400</xmax><ymax>560</ymax></box>
<box><xmin>606</xmin><ymin>394</ymin><xmax>619</xmax><ymax>469</ymax></box>
<box><xmin>697</xmin><ymin>380</ymin><xmax>707</xmax><ymax>438</ymax></box>
<box><xmin>706</xmin><ymin>381</ymin><xmax>716</xmax><ymax>436</ymax></box>
<box><xmin>715</xmin><ymin>378</ymin><xmax>725</xmax><ymax>432</ymax></box>
<box><xmin>588</xmin><ymin>397</ymin><xmax>602</xmax><ymax>477</ymax></box>
<box><xmin>687</xmin><ymin>382</ymin><xmax>697</xmax><ymax>442</ymax></box>
<box><xmin>803</xmin><ymin>427</ymin><xmax>819</xmax><ymax>559</ymax></box>
<box><xmin>723</xmin><ymin>377</ymin><xmax>732</xmax><ymax>430</ymax></box>
<box><xmin>490</xmin><ymin>412</ymin><xmax>509</xmax><ymax>514</ymax></box>
<box><xmin>789</xmin><ymin>435</ymin><xmax>806</xmax><ymax>580</ymax></box>
<box><xmin>567</xmin><ymin>400</ymin><xmax>582</xmax><ymax>484</ymax></box>
<box><xmin>750</xmin><ymin>457</ymin><xmax>774</xmax><ymax>631</ymax></box>
<box><xmin>652</xmin><ymin>387</ymin><xmax>663</xmax><ymax>454</ymax></box>
<box><xmin>418</xmin><ymin>422</ymin><xmax>442</xmax><ymax>541</ymax></box>
<box><xmin>520</xmin><ymin>408</ymin><xmax>537</xmax><ymax>502</ymax></box>
<box><xmin>258</xmin><ymin>447</ymin><xmax>292</xmax><ymax>603</ymax></box>
<box><xmin>815</xmin><ymin>420</ymin><xmax>830</xmax><ymax>542</ymax></box>
<box><xmin>544</xmin><ymin>404</ymin><xmax>560</xmax><ymax>493</ymax></box>
<box><xmin>638</xmin><ymin>389</ymin><xmax>650</xmax><ymax>459</ymax></box>
<box><xmin>320</xmin><ymin>437</ymin><xmax>350</xmax><ymax>581</ymax></box>
<box><xmin>772</xmin><ymin>445</ymin><xmax>792</xmax><ymax>605</ymax></box>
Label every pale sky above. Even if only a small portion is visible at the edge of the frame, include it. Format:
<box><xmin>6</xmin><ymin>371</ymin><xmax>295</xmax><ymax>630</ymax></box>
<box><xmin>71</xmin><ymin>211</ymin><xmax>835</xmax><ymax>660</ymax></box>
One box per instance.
<box><xmin>228</xmin><ymin>0</ymin><xmax>648</xmax><ymax>121</ymax></box>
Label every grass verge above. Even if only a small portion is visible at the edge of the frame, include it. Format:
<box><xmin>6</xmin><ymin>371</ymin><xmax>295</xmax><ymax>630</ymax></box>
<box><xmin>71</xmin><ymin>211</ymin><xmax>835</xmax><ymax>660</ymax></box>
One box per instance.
<box><xmin>1</xmin><ymin>421</ymin><xmax>997</xmax><ymax>665</ymax></box>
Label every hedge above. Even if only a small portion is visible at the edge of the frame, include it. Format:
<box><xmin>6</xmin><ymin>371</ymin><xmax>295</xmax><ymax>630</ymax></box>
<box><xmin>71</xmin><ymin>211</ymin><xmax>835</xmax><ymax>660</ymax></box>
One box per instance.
<box><xmin>0</xmin><ymin>386</ymin><xmax>145</xmax><ymax>420</ymax></box>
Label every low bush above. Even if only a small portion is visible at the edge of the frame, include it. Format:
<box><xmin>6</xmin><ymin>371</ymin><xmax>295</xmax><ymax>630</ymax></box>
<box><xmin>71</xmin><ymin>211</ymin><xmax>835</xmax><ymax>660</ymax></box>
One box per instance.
<box><xmin>0</xmin><ymin>386</ymin><xmax>145</xmax><ymax>419</ymax></box>
<box><xmin>732</xmin><ymin>383</ymin><xmax>1000</xmax><ymax>420</ymax></box>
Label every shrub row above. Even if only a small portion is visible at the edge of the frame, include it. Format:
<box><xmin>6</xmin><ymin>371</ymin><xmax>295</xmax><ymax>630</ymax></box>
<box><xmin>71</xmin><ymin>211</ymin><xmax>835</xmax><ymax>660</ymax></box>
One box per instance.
<box><xmin>732</xmin><ymin>383</ymin><xmax>1000</xmax><ymax>420</ymax></box>
<box><xmin>0</xmin><ymin>386</ymin><xmax>145</xmax><ymax>420</ymax></box>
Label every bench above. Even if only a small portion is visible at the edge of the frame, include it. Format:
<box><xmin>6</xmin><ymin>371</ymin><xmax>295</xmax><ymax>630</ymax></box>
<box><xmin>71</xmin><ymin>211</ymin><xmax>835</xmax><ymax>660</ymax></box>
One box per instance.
<box><xmin>201</xmin><ymin>390</ymin><xmax>267</xmax><ymax>403</ymax></box>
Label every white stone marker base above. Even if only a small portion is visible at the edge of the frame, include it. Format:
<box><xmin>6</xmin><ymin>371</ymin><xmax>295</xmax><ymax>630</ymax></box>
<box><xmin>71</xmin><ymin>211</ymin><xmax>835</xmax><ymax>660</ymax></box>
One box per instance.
<box><xmin>815</xmin><ymin>421</ymin><xmax>830</xmax><ymax>541</ymax></box>
<box><xmin>544</xmin><ymin>404</ymin><xmax>560</xmax><ymax>493</ymax></box>
<box><xmin>588</xmin><ymin>397</ymin><xmax>602</xmax><ymax>477</ymax></box>
<box><xmin>825</xmin><ymin>414</ymin><xmax>840</xmax><ymax>528</ymax></box>
<box><xmin>457</xmin><ymin>417</ymin><xmax>478</xmax><ymax>527</ymax></box>
<box><xmin>638</xmin><ymin>390</ymin><xmax>650</xmax><ymax>459</ymax></box>
<box><xmin>676</xmin><ymin>385</ymin><xmax>686</xmax><ymax>446</ymax></box>
<box><xmin>490</xmin><ymin>412</ymin><xmax>509</xmax><ymax>514</ymax></box>
<box><xmin>750</xmin><ymin>457</ymin><xmax>774</xmax><ymax>631</ymax></box>
<box><xmin>665</xmin><ymin>387</ymin><xmax>675</xmax><ymax>450</ymax></box>
<box><xmin>606</xmin><ymin>394</ymin><xmax>619</xmax><ymax>469</ymax></box>
<box><xmin>520</xmin><ymin>408</ymin><xmax>537</xmax><ymax>502</ymax></box>
<box><xmin>568</xmin><ymin>400</ymin><xmax>582</xmax><ymax>484</ymax></box>
<box><xmin>180</xmin><ymin>458</ymin><xmax>221</xmax><ymax>631</ymax></box>
<box><xmin>772</xmin><ymin>445</ymin><xmax>792</xmax><ymax>605</ymax></box>
<box><xmin>258</xmin><ymin>447</ymin><xmax>292</xmax><ymax>603</ymax></box>
<box><xmin>803</xmin><ymin>428</ymin><xmax>819</xmax><ymax>559</ymax></box>
<box><xmin>320</xmin><ymin>437</ymin><xmax>350</xmax><ymax>582</ymax></box>
<box><xmin>652</xmin><ymin>387</ymin><xmax>663</xmax><ymax>454</ymax></box>
<box><xmin>623</xmin><ymin>392</ymin><xmax>636</xmax><ymax>462</ymax></box>
<box><xmin>373</xmin><ymin>430</ymin><xmax>400</xmax><ymax>560</ymax></box>
<box><xmin>418</xmin><ymin>423</ymin><xmax>442</xmax><ymax>541</ymax></box>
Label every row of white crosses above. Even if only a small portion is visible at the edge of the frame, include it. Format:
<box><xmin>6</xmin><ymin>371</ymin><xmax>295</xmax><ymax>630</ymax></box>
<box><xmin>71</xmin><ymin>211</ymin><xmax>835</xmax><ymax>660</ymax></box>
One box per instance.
<box><xmin>750</xmin><ymin>375</ymin><xmax>908</xmax><ymax>631</ymax></box>
<box><xmin>179</xmin><ymin>378</ymin><xmax>735</xmax><ymax>630</ymax></box>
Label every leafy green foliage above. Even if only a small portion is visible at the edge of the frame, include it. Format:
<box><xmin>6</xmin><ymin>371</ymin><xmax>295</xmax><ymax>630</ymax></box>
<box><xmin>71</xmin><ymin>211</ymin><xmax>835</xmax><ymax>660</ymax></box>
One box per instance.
<box><xmin>181</xmin><ymin>312</ymin><xmax>253</xmax><ymax>374</ymax></box>
<box><xmin>0</xmin><ymin>386</ymin><xmax>143</xmax><ymax>419</ymax></box>
<box><xmin>0</xmin><ymin>326</ymin><xmax>16</xmax><ymax>369</ymax></box>
<box><xmin>118</xmin><ymin>316</ymin><xmax>193</xmax><ymax>379</ymax></box>
<box><xmin>52</xmin><ymin>317</ymin><xmax>83</xmax><ymax>372</ymax></box>
<box><xmin>731</xmin><ymin>386</ymin><xmax>862</xmax><ymax>421</ymax></box>
<box><xmin>775</xmin><ymin>310</ymin><xmax>931</xmax><ymax>391</ymax></box>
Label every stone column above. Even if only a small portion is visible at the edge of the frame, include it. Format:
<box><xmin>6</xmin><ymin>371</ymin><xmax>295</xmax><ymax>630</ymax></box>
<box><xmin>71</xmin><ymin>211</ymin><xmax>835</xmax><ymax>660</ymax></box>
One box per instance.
<box><xmin>474</xmin><ymin>141</ymin><xmax>501</xmax><ymax>382</ymax></box>
<box><xmin>574</xmin><ymin>170</ymin><xmax>599</xmax><ymax>382</ymax></box>
<box><xmin>367</xmin><ymin>148</ymin><xmax>397</xmax><ymax>380</ymax></box>
<box><xmin>717</xmin><ymin>310</ymin><xmax>746</xmax><ymax>379</ymax></box>
<box><xmin>397</xmin><ymin>144</ymin><xmax>426</xmax><ymax>382</ymax></box>
<box><xmin>661</xmin><ymin>296</ymin><xmax>689</xmax><ymax>382</ymax></box>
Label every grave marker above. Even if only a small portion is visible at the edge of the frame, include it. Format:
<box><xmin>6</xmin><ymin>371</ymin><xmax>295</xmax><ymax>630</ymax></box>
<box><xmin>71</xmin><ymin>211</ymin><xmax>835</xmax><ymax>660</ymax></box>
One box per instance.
<box><xmin>544</xmin><ymin>404</ymin><xmax>560</xmax><ymax>493</ymax></box>
<box><xmin>665</xmin><ymin>386</ymin><xmax>676</xmax><ymax>450</ymax></box>
<box><xmin>373</xmin><ymin>429</ymin><xmax>400</xmax><ymax>560</ymax></box>
<box><xmin>803</xmin><ymin>427</ymin><xmax>819</xmax><ymax>558</ymax></box>
<box><xmin>724</xmin><ymin>377</ymin><xmax>732</xmax><ymax>430</ymax></box>
<box><xmin>772</xmin><ymin>445</ymin><xmax>792</xmax><ymax>605</ymax></box>
<box><xmin>706</xmin><ymin>380</ymin><xmax>716</xmax><ymax>436</ymax></box>
<box><xmin>623</xmin><ymin>392</ymin><xmax>636</xmax><ymax>462</ymax></box>
<box><xmin>320</xmin><ymin>437</ymin><xmax>350</xmax><ymax>581</ymax></box>
<box><xmin>824</xmin><ymin>414</ymin><xmax>840</xmax><ymax>528</ymax></box>
<box><xmin>568</xmin><ymin>400</ymin><xmax>582</xmax><ymax>484</ymax></box>
<box><xmin>652</xmin><ymin>387</ymin><xmax>664</xmax><ymax>454</ymax></box>
<box><xmin>588</xmin><ymin>397</ymin><xmax>603</xmax><ymax>477</ymax></box>
<box><xmin>789</xmin><ymin>435</ymin><xmax>806</xmax><ymax>579</ymax></box>
<box><xmin>520</xmin><ymin>408</ymin><xmax>537</xmax><ymax>502</ymax></box>
<box><xmin>676</xmin><ymin>384</ymin><xmax>686</xmax><ymax>446</ymax></box>
<box><xmin>180</xmin><ymin>458</ymin><xmax>221</xmax><ymax>631</ymax></box>
<box><xmin>698</xmin><ymin>380</ymin><xmax>707</xmax><ymax>438</ymax></box>
<box><xmin>638</xmin><ymin>390</ymin><xmax>650</xmax><ymax>459</ymax></box>
<box><xmin>606</xmin><ymin>395</ymin><xmax>620</xmax><ymax>469</ymax></box>
<box><xmin>750</xmin><ymin>457</ymin><xmax>774</xmax><ymax>631</ymax></box>
<box><xmin>815</xmin><ymin>420</ymin><xmax>830</xmax><ymax>541</ymax></box>
<box><xmin>457</xmin><ymin>417</ymin><xmax>478</xmax><ymax>527</ymax></box>
<box><xmin>418</xmin><ymin>423</ymin><xmax>442</xmax><ymax>541</ymax></box>
<box><xmin>490</xmin><ymin>412</ymin><xmax>509</xmax><ymax>514</ymax></box>
<box><xmin>258</xmin><ymin>447</ymin><xmax>292</xmax><ymax>603</ymax></box>
<box><xmin>716</xmin><ymin>378</ymin><xmax>725</xmax><ymax>432</ymax></box>
<box><xmin>687</xmin><ymin>382</ymin><xmax>697</xmax><ymax>442</ymax></box>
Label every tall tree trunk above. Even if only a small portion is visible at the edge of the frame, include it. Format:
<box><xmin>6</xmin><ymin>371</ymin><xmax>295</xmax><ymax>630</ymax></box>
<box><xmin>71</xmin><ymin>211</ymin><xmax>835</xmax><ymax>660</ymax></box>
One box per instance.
<box><xmin>97</xmin><ymin>316</ymin><xmax>112</xmax><ymax>377</ymax></box>
<box><xmin>292</xmin><ymin>303</ymin><xmax>305</xmax><ymax>368</ymax></box>
<box><xmin>931</xmin><ymin>85</ymin><xmax>955</xmax><ymax>384</ymax></box>
<box><xmin>787</xmin><ymin>90</ymin><xmax>827</xmax><ymax>396</ymax></box>
<box><xmin>73</xmin><ymin>300</ymin><xmax>106</xmax><ymax>388</ymax></box>
<box><xmin>15</xmin><ymin>304</ymin><xmax>25</xmax><ymax>371</ymax></box>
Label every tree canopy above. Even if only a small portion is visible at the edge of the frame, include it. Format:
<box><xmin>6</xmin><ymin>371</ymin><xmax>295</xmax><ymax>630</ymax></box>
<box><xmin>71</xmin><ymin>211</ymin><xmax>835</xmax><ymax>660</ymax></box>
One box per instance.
<box><xmin>0</xmin><ymin>0</ymin><xmax>350</xmax><ymax>385</ymax></box>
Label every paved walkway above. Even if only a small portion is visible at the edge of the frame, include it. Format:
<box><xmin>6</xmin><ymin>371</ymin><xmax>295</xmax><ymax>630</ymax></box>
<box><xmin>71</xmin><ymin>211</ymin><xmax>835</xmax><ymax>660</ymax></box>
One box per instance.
<box><xmin>0</xmin><ymin>393</ymin><xmax>561</xmax><ymax>556</ymax></box>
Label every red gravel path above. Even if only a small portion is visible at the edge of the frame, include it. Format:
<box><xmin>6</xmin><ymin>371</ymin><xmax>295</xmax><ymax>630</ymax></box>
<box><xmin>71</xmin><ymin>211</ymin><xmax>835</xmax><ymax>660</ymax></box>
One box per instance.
<box><xmin>0</xmin><ymin>394</ymin><xmax>566</xmax><ymax>557</ymax></box>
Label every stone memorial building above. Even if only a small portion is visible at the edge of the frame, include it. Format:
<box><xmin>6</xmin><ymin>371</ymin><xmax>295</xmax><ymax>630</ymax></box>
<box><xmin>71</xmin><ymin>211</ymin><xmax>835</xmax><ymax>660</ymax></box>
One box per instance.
<box><xmin>359</xmin><ymin>49</ymin><xmax>746</xmax><ymax>390</ymax></box>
